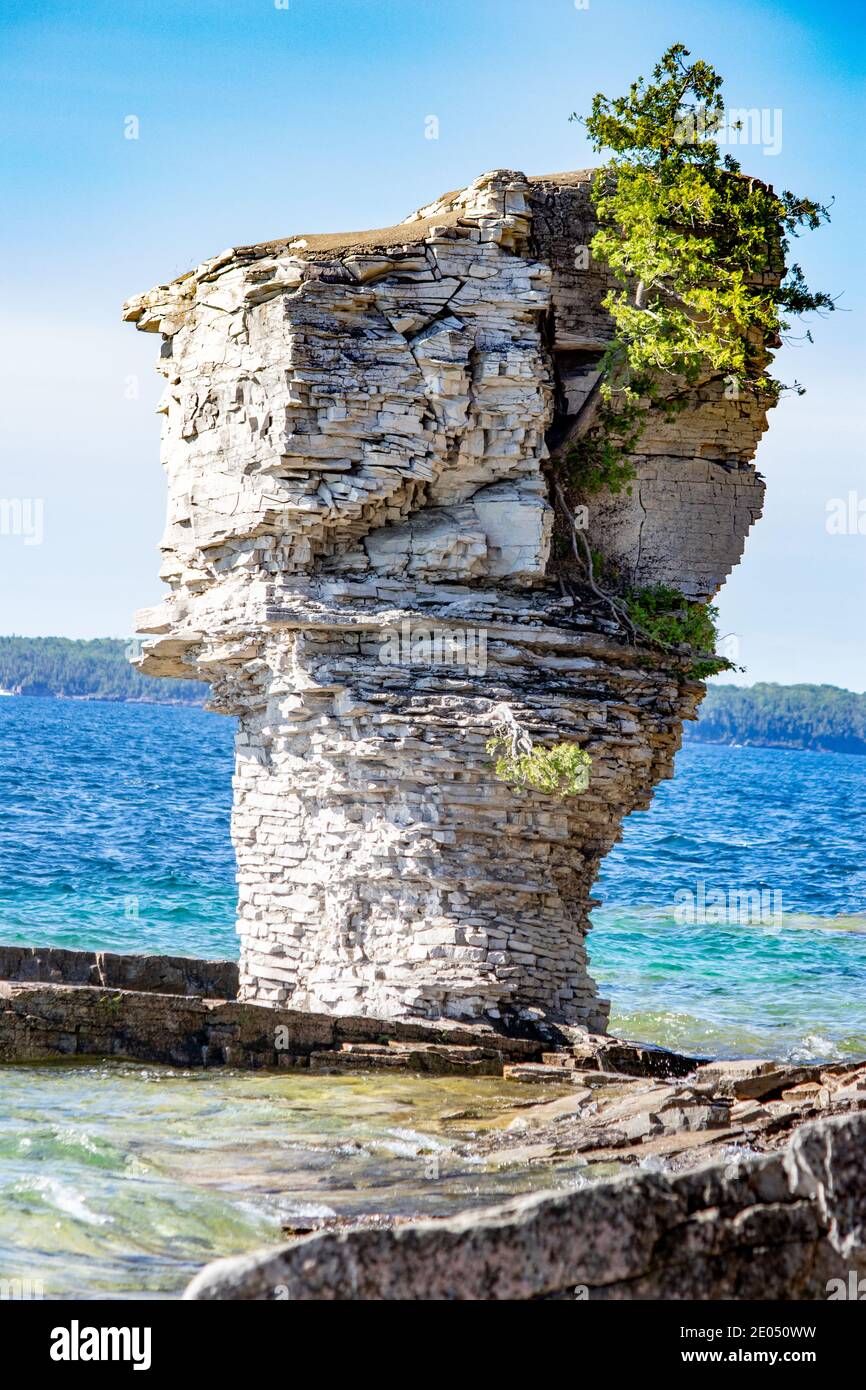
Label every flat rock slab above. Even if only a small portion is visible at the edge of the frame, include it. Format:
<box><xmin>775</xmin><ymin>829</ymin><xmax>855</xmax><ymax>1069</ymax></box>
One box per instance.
<box><xmin>0</xmin><ymin>977</ymin><xmax>702</xmax><ymax>1075</ymax></box>
<box><xmin>569</xmin><ymin>1034</ymin><xmax>704</xmax><ymax>1078</ymax></box>
<box><xmin>0</xmin><ymin>981</ymin><xmax>547</xmax><ymax>1070</ymax></box>
<box><xmin>0</xmin><ymin>943</ymin><xmax>238</xmax><ymax>1000</ymax></box>
<box><xmin>694</xmin><ymin>1058</ymin><xmax>818</xmax><ymax>1099</ymax></box>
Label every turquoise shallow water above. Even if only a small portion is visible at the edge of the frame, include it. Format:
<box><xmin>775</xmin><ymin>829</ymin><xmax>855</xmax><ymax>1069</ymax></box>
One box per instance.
<box><xmin>1</xmin><ymin>695</ymin><xmax>864</xmax><ymax>1059</ymax></box>
<box><xmin>0</xmin><ymin>695</ymin><xmax>864</xmax><ymax>1297</ymax></box>
<box><xmin>0</xmin><ymin>1062</ymin><xmax>585</xmax><ymax>1299</ymax></box>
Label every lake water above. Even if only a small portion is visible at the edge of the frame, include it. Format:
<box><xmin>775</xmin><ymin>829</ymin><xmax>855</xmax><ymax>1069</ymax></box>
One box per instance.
<box><xmin>1</xmin><ymin>696</ymin><xmax>864</xmax><ymax>1297</ymax></box>
<box><xmin>1</xmin><ymin>695</ymin><xmax>863</xmax><ymax>1061</ymax></box>
<box><xmin>0</xmin><ymin>1063</ymin><xmax>590</xmax><ymax>1299</ymax></box>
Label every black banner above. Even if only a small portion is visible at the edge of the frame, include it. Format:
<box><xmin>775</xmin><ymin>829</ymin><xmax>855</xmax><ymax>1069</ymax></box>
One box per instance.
<box><xmin>2</xmin><ymin>1296</ymin><xmax>861</xmax><ymax>1376</ymax></box>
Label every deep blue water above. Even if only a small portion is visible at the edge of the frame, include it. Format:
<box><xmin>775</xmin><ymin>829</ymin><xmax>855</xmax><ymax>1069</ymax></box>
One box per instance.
<box><xmin>0</xmin><ymin>698</ymin><xmax>236</xmax><ymax>958</ymax></box>
<box><xmin>592</xmin><ymin>741</ymin><xmax>866</xmax><ymax>1060</ymax></box>
<box><xmin>1</xmin><ymin>696</ymin><xmax>864</xmax><ymax>1060</ymax></box>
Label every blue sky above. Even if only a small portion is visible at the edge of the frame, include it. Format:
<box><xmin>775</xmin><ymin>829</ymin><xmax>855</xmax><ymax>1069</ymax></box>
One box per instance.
<box><xmin>1</xmin><ymin>0</ymin><xmax>863</xmax><ymax>687</ymax></box>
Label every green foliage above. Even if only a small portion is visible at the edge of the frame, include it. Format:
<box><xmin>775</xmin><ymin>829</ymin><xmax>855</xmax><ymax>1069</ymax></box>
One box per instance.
<box><xmin>567</xmin><ymin>413</ymin><xmax>639</xmax><ymax>495</ymax></box>
<box><xmin>622</xmin><ymin>585</ymin><xmax>728</xmax><ymax>678</ymax></box>
<box><xmin>95</xmin><ymin>993</ymin><xmax>123</xmax><ymax>1016</ymax></box>
<box><xmin>566</xmin><ymin>43</ymin><xmax>834</xmax><ymax>490</ymax></box>
<box><xmin>589</xmin><ymin>546</ymin><xmax>606</xmax><ymax>580</ymax></box>
<box><xmin>0</xmin><ymin>637</ymin><xmax>206</xmax><ymax>705</ymax></box>
<box><xmin>486</xmin><ymin>735</ymin><xmax>592</xmax><ymax>798</ymax></box>
<box><xmin>688</xmin><ymin>683</ymin><xmax>866</xmax><ymax>755</ymax></box>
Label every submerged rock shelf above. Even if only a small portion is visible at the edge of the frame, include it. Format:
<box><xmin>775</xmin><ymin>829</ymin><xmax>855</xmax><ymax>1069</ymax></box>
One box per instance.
<box><xmin>0</xmin><ymin>943</ymin><xmax>689</xmax><ymax>1074</ymax></box>
<box><xmin>186</xmin><ymin>1106</ymin><xmax>866</xmax><ymax>1301</ymax></box>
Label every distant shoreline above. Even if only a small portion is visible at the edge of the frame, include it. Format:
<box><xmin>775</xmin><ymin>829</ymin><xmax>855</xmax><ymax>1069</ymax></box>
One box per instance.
<box><xmin>13</xmin><ymin>687</ymin><xmax>861</xmax><ymax>752</ymax></box>
<box><xmin>0</xmin><ymin>689</ymin><xmax>205</xmax><ymax>709</ymax></box>
<box><xmin>3</xmin><ymin>641</ymin><xmax>866</xmax><ymax>754</ymax></box>
<box><xmin>0</xmin><ymin>636</ymin><xmax>207</xmax><ymax>707</ymax></box>
<box><xmin>683</xmin><ymin>731</ymin><xmax>866</xmax><ymax>757</ymax></box>
<box><xmin>685</xmin><ymin>681</ymin><xmax>866</xmax><ymax>757</ymax></box>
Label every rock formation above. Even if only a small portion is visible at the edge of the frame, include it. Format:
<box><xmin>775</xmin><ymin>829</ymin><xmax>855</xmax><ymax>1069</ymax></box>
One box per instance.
<box><xmin>125</xmin><ymin>170</ymin><xmax>773</xmax><ymax>1030</ymax></box>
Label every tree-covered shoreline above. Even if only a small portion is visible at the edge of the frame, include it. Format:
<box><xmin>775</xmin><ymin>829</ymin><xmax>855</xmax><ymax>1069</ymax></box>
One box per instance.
<box><xmin>0</xmin><ymin>637</ymin><xmax>207</xmax><ymax>706</ymax></box>
<box><xmin>687</xmin><ymin>683</ymin><xmax>866</xmax><ymax>755</ymax></box>
<box><xmin>2</xmin><ymin>642</ymin><xmax>864</xmax><ymax>753</ymax></box>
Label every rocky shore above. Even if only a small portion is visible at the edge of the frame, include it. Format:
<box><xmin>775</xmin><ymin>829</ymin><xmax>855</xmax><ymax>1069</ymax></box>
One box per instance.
<box><xmin>0</xmin><ymin>944</ymin><xmax>673</xmax><ymax>1072</ymax></box>
<box><xmin>182</xmin><ymin>1052</ymin><xmax>866</xmax><ymax>1300</ymax></box>
<box><xmin>186</xmin><ymin>1105</ymin><xmax>866</xmax><ymax>1301</ymax></box>
<box><xmin>2</xmin><ymin>944</ymin><xmax>864</xmax><ymax>1300</ymax></box>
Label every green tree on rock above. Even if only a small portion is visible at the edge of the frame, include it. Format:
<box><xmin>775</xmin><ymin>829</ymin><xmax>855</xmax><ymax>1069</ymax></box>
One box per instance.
<box><xmin>563</xmin><ymin>41</ymin><xmax>834</xmax><ymax>491</ymax></box>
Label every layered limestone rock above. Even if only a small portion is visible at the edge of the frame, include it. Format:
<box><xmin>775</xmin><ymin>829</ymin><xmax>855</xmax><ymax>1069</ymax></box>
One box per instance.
<box><xmin>125</xmin><ymin>169</ymin><xmax>773</xmax><ymax>1029</ymax></box>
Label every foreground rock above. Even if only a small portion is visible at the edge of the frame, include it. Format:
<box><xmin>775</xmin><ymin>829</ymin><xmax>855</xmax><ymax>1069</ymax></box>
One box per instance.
<box><xmin>125</xmin><ymin>168</ymin><xmax>776</xmax><ymax>1029</ymax></box>
<box><xmin>180</xmin><ymin>1055</ymin><xmax>866</xmax><ymax>1299</ymax></box>
<box><xmin>185</xmin><ymin>1108</ymin><xmax>866</xmax><ymax>1300</ymax></box>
